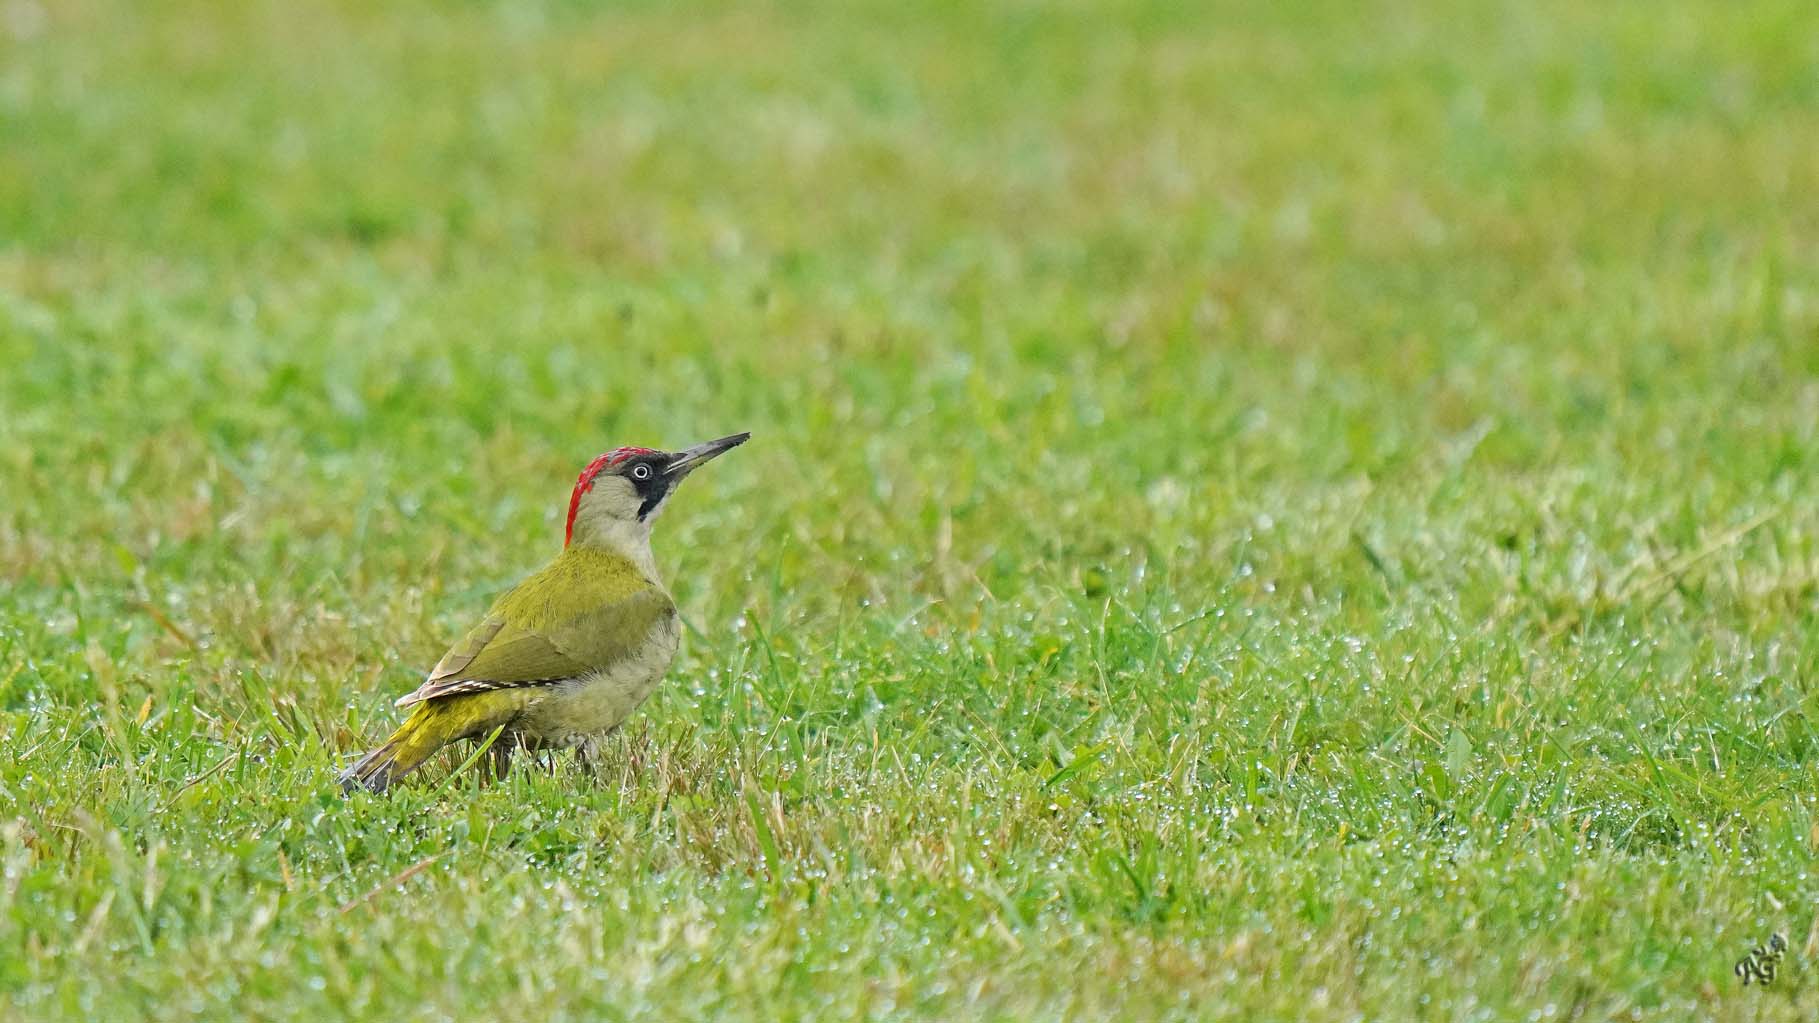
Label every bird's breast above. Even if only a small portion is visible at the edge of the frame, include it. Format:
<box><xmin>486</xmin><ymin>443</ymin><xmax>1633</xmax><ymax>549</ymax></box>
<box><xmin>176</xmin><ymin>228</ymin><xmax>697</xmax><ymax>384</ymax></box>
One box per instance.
<box><xmin>515</xmin><ymin>610</ymin><xmax>680</xmax><ymax>747</ymax></box>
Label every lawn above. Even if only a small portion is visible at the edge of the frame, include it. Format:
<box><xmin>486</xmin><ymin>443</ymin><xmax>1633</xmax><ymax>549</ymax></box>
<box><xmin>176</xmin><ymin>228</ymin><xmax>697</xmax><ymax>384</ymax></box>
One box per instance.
<box><xmin>3</xmin><ymin>0</ymin><xmax>1819</xmax><ymax>1018</ymax></box>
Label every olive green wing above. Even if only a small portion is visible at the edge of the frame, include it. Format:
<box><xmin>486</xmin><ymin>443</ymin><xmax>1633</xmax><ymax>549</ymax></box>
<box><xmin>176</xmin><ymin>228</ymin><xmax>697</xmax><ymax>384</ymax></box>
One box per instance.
<box><xmin>393</xmin><ymin>615</ymin><xmax>587</xmax><ymax>707</ymax></box>
<box><xmin>396</xmin><ymin>572</ymin><xmax>675</xmax><ymax>709</ymax></box>
<box><xmin>536</xmin><ymin>586</ymin><xmax>677</xmax><ymax>677</ymax></box>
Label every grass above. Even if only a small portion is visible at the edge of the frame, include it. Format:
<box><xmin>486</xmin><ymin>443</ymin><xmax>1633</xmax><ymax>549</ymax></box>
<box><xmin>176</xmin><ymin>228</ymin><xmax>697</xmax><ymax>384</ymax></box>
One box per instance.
<box><xmin>3</xmin><ymin>0</ymin><xmax>1818</xmax><ymax>1018</ymax></box>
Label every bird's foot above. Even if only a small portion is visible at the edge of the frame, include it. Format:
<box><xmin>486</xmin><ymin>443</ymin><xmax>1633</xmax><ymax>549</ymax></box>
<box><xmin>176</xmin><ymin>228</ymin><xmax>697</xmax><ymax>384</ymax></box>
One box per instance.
<box><xmin>486</xmin><ymin>738</ymin><xmax>515</xmax><ymax>784</ymax></box>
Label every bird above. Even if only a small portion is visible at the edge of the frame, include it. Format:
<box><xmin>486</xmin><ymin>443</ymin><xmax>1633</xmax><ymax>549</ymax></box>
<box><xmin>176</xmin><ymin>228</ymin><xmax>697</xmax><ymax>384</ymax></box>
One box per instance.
<box><xmin>339</xmin><ymin>432</ymin><xmax>750</xmax><ymax>793</ymax></box>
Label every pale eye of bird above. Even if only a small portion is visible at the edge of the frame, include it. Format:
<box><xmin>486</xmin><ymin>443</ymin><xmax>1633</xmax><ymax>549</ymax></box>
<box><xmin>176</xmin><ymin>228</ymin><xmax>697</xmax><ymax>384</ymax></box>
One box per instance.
<box><xmin>631</xmin><ymin>464</ymin><xmax>652</xmax><ymax>480</ymax></box>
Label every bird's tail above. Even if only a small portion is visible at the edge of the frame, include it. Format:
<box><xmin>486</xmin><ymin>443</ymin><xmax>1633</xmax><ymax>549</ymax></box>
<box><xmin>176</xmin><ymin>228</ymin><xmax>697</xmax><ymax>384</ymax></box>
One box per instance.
<box><xmin>339</xmin><ymin>691</ymin><xmax>526</xmax><ymax>794</ymax></box>
<box><xmin>339</xmin><ymin>703</ymin><xmax>449</xmax><ymax>794</ymax></box>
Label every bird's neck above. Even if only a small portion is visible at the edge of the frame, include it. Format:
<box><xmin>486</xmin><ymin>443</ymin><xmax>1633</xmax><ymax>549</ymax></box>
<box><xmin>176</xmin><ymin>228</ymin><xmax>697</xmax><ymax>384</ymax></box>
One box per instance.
<box><xmin>568</xmin><ymin>517</ymin><xmax>660</xmax><ymax>584</ymax></box>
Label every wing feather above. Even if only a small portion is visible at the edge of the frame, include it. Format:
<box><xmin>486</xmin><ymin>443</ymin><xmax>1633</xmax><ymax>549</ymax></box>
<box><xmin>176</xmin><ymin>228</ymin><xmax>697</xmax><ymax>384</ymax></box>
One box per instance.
<box><xmin>396</xmin><ymin>549</ymin><xmax>674</xmax><ymax>709</ymax></box>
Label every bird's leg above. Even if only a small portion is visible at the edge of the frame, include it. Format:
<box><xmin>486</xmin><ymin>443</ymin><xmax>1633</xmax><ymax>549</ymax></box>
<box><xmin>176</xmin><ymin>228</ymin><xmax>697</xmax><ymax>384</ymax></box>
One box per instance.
<box><xmin>487</xmin><ymin>736</ymin><xmax>514</xmax><ymax>783</ymax></box>
<box><xmin>575</xmin><ymin>735</ymin><xmax>608</xmax><ymax>775</ymax></box>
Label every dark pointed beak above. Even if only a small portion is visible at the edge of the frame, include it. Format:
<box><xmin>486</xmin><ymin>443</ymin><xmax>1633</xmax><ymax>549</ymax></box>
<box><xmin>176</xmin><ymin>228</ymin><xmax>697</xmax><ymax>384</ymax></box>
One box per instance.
<box><xmin>665</xmin><ymin>432</ymin><xmax>750</xmax><ymax>477</ymax></box>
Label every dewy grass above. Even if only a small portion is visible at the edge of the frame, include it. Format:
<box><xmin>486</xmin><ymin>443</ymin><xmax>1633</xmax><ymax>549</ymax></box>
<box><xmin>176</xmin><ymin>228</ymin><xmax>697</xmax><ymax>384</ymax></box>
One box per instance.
<box><xmin>3</xmin><ymin>0</ymin><xmax>1818</xmax><ymax>1019</ymax></box>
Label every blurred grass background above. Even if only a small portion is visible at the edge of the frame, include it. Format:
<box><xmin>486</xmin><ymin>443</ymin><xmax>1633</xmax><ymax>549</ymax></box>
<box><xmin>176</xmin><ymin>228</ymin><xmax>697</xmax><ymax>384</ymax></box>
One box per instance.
<box><xmin>3</xmin><ymin>0</ymin><xmax>1818</xmax><ymax>1018</ymax></box>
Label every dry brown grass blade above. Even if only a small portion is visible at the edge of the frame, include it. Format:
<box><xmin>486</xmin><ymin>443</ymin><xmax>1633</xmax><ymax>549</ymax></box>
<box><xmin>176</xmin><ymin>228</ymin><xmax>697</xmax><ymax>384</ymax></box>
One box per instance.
<box><xmin>338</xmin><ymin>853</ymin><xmax>447</xmax><ymax>915</ymax></box>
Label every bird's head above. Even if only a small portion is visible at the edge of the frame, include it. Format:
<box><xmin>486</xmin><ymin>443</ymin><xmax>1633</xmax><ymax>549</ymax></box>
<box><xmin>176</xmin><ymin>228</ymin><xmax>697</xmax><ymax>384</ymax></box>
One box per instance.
<box><xmin>565</xmin><ymin>432</ymin><xmax>750</xmax><ymax>548</ymax></box>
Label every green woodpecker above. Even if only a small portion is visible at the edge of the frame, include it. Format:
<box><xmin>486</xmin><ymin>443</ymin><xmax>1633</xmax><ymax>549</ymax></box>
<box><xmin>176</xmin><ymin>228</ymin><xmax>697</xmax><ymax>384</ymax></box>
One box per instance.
<box><xmin>340</xmin><ymin>432</ymin><xmax>750</xmax><ymax>793</ymax></box>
